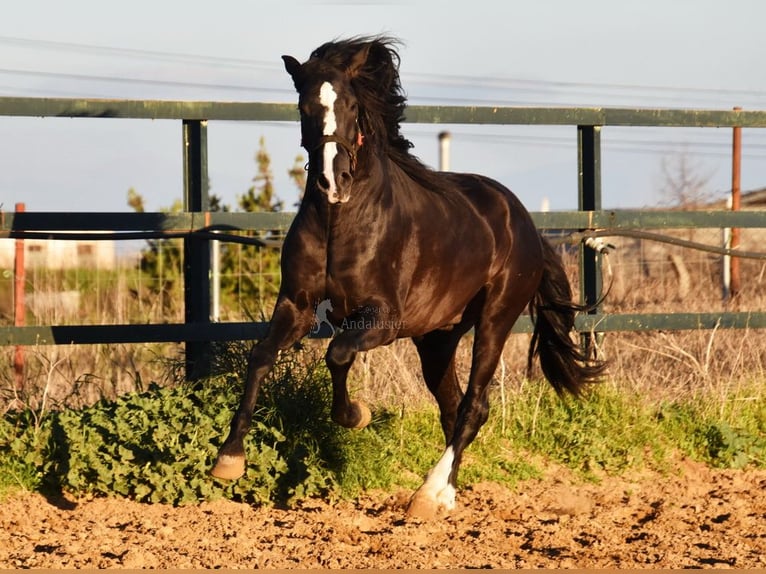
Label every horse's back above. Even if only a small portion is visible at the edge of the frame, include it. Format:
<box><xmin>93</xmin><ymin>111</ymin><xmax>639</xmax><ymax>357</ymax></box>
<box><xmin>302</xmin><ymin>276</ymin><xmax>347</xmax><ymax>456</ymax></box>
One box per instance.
<box><xmin>441</xmin><ymin>171</ymin><xmax>543</xmax><ymax>265</ymax></box>
<box><xmin>394</xmin><ymin>170</ymin><xmax>543</xmax><ymax>335</ymax></box>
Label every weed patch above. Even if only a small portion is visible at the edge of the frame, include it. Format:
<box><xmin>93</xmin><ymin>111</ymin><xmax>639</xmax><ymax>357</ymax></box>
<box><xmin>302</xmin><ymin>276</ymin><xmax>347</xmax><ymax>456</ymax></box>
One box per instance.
<box><xmin>0</xmin><ymin>350</ymin><xmax>402</xmax><ymax>504</ymax></box>
<box><xmin>2</xmin><ymin>351</ymin><xmax>765</xmax><ymax>503</ymax></box>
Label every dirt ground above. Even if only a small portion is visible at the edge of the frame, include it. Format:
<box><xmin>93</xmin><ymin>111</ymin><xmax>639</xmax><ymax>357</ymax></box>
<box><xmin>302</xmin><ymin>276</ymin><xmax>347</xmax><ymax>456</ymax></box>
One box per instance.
<box><xmin>2</xmin><ymin>459</ymin><xmax>765</xmax><ymax>569</ymax></box>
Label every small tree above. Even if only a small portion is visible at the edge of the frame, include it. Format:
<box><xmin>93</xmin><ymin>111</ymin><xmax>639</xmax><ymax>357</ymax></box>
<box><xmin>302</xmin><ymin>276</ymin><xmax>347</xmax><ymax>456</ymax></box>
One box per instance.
<box><xmin>220</xmin><ymin>137</ymin><xmax>285</xmax><ymax>318</ymax></box>
<box><xmin>659</xmin><ymin>150</ymin><xmax>716</xmax><ymax>209</ymax></box>
<box><xmin>288</xmin><ymin>153</ymin><xmax>307</xmax><ymax>205</ymax></box>
<box><xmin>130</xmin><ymin>137</ymin><xmax>305</xmax><ymax>321</ymax></box>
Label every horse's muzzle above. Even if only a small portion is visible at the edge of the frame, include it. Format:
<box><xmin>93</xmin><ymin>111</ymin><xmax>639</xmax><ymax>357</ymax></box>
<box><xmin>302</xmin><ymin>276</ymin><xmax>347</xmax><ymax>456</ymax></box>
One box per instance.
<box><xmin>314</xmin><ymin>134</ymin><xmax>358</xmax><ymax>203</ymax></box>
<box><xmin>317</xmin><ymin>167</ymin><xmax>353</xmax><ymax>203</ymax></box>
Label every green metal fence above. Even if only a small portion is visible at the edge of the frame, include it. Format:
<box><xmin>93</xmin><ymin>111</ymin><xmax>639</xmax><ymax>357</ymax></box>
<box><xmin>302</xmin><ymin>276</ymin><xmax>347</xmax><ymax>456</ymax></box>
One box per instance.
<box><xmin>2</xmin><ymin>97</ymin><xmax>766</xmax><ymax>370</ymax></box>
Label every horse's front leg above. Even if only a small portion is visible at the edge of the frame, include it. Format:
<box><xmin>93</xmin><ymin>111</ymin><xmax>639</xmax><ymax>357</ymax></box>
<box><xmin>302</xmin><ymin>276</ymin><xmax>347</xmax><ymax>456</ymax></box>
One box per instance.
<box><xmin>211</xmin><ymin>294</ymin><xmax>315</xmax><ymax>480</ymax></box>
<box><xmin>325</xmin><ymin>311</ymin><xmax>399</xmax><ymax>429</ymax></box>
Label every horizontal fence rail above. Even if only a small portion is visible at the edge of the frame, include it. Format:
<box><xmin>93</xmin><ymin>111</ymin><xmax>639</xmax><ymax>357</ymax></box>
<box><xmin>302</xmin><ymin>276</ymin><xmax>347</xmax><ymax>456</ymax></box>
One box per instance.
<box><xmin>5</xmin><ymin>311</ymin><xmax>766</xmax><ymax>348</ymax></box>
<box><xmin>2</xmin><ymin>98</ymin><xmax>766</xmax><ymax>369</ymax></box>
<box><xmin>5</xmin><ymin>209</ymin><xmax>766</xmax><ymax>235</ymax></box>
<box><xmin>3</xmin><ymin>96</ymin><xmax>766</xmax><ymax>127</ymax></box>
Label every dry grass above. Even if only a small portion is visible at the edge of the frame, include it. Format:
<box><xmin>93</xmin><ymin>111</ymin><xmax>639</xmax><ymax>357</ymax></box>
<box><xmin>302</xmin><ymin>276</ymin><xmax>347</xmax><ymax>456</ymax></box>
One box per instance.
<box><xmin>3</xmin><ymin>235</ymin><xmax>766</xmax><ymax>414</ymax></box>
<box><xmin>347</xmin><ymin>242</ymin><xmax>766</xmax><ymax>410</ymax></box>
<box><xmin>345</xmin><ymin>327</ymin><xmax>766</xmax><ymax>409</ymax></box>
<box><xmin>1</xmin><ymin>343</ymin><xmax>183</xmax><ymax>414</ymax></box>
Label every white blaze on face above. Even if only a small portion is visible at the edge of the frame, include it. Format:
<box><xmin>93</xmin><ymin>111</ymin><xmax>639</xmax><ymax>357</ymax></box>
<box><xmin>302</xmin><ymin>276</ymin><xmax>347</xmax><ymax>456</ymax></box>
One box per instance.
<box><xmin>319</xmin><ymin>81</ymin><xmax>340</xmax><ymax>203</ymax></box>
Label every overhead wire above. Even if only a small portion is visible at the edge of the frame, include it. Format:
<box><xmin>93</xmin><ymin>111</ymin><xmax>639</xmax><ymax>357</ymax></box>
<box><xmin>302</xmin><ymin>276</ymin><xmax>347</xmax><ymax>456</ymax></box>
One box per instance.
<box><xmin>5</xmin><ymin>34</ymin><xmax>762</xmax><ymax>103</ymax></box>
<box><xmin>0</xmin><ymin>35</ymin><xmax>280</xmax><ymax>70</ymax></box>
<box><xmin>409</xmin><ymin>72</ymin><xmax>766</xmax><ymax>101</ymax></box>
<box><xmin>2</xmin><ymin>35</ymin><xmax>766</xmax><ymax>161</ymax></box>
<box><xmin>402</xmin><ymin>126</ymin><xmax>766</xmax><ymax>160</ymax></box>
<box><xmin>3</xmin><ymin>35</ymin><xmax>766</xmax><ymax>106</ymax></box>
<box><xmin>0</xmin><ymin>67</ymin><xmax>291</xmax><ymax>96</ymax></box>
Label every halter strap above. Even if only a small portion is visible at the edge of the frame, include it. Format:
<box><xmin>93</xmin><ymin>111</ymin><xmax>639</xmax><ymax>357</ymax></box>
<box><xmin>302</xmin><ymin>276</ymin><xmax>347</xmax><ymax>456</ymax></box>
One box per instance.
<box><xmin>313</xmin><ymin>132</ymin><xmax>363</xmax><ymax>173</ymax></box>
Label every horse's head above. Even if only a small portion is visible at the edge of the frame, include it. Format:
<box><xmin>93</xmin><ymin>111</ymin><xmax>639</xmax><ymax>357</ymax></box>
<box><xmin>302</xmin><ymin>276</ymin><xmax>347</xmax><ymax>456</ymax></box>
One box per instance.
<box><xmin>283</xmin><ymin>44</ymin><xmax>369</xmax><ymax>204</ymax></box>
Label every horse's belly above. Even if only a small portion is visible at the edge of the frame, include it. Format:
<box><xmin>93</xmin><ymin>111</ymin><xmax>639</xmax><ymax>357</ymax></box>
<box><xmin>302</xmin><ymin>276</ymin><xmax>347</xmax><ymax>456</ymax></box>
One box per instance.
<box><xmin>399</xmin><ymin>287</ymin><xmax>479</xmax><ymax>336</ymax></box>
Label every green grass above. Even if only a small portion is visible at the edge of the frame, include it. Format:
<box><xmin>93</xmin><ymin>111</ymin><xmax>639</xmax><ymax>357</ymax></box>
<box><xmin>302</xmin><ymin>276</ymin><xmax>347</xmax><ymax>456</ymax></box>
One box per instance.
<box><xmin>2</xmin><ymin>350</ymin><xmax>765</xmax><ymax>503</ymax></box>
<box><xmin>381</xmin><ymin>378</ymin><xmax>766</xmax><ymax>489</ymax></box>
<box><xmin>476</xmin><ymin>380</ymin><xmax>765</xmax><ymax>481</ymax></box>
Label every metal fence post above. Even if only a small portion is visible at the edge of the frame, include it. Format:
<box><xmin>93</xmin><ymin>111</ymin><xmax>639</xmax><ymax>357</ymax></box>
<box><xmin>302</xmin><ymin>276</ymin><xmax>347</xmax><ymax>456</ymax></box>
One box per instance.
<box><xmin>182</xmin><ymin>119</ymin><xmax>212</xmax><ymax>380</ymax></box>
<box><xmin>577</xmin><ymin>125</ymin><xmax>602</xmax><ymax>354</ymax></box>
<box><xmin>729</xmin><ymin>106</ymin><xmax>742</xmax><ymax>299</ymax></box>
<box><xmin>14</xmin><ymin>202</ymin><xmax>26</xmax><ymax>390</ymax></box>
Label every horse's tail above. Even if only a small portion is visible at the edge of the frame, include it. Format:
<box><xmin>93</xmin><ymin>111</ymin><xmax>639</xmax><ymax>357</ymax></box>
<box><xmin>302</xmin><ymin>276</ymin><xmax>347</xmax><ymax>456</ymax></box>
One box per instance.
<box><xmin>527</xmin><ymin>237</ymin><xmax>607</xmax><ymax>397</ymax></box>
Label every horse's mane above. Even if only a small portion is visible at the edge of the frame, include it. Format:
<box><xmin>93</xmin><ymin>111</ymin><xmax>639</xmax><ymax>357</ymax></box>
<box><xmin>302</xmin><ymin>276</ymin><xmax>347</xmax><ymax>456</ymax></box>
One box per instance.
<box><xmin>310</xmin><ymin>36</ymin><xmax>443</xmax><ymax>189</ymax></box>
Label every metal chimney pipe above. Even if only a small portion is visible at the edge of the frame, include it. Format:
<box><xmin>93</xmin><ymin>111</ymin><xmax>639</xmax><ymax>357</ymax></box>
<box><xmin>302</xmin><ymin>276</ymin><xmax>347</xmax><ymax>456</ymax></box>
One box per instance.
<box><xmin>438</xmin><ymin>131</ymin><xmax>451</xmax><ymax>171</ymax></box>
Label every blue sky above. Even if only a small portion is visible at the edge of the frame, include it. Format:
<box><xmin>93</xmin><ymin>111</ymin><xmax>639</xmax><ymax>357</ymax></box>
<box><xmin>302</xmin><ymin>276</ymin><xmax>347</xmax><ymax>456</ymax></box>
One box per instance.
<box><xmin>2</xmin><ymin>0</ymin><xmax>766</xmax><ymax>214</ymax></box>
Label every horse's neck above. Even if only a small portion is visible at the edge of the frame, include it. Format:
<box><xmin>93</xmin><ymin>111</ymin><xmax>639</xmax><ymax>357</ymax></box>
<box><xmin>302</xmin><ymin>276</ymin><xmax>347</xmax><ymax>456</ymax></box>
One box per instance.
<box><xmin>331</xmin><ymin>155</ymin><xmax>395</xmax><ymax>217</ymax></box>
<box><xmin>299</xmin><ymin>154</ymin><xmax>437</xmax><ymax>239</ymax></box>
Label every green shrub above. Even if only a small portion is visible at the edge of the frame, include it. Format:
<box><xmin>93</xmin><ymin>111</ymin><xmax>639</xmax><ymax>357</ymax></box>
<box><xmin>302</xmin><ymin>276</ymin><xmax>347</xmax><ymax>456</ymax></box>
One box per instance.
<box><xmin>655</xmin><ymin>397</ymin><xmax>766</xmax><ymax>469</ymax></box>
<box><xmin>2</xmin><ymin>355</ymin><xmax>765</xmax><ymax>504</ymax></box>
<box><xmin>0</xmin><ymin>350</ymin><xmax>400</xmax><ymax>505</ymax></box>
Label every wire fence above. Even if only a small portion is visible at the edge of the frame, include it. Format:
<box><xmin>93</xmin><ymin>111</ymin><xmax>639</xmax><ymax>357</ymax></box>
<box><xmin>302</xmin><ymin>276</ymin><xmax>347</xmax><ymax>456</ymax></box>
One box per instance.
<box><xmin>2</xmin><ymin>222</ymin><xmax>766</xmax><ymax>412</ymax></box>
<box><xmin>2</xmin><ymin>98</ymin><xmax>766</xmax><ymax>410</ymax></box>
<box><xmin>4</xmin><ymin>223</ymin><xmax>765</xmax><ymax>329</ymax></box>
<box><xmin>597</xmin><ymin>226</ymin><xmax>766</xmax><ymax>314</ymax></box>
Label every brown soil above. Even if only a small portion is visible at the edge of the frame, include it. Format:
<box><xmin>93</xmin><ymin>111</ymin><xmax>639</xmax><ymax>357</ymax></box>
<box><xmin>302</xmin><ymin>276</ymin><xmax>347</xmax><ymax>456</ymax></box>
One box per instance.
<box><xmin>2</xmin><ymin>460</ymin><xmax>765</xmax><ymax>569</ymax></box>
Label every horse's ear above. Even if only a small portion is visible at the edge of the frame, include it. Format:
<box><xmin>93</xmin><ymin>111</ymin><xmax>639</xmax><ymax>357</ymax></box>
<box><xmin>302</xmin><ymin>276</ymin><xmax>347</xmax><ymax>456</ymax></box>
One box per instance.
<box><xmin>282</xmin><ymin>55</ymin><xmax>302</xmax><ymax>80</ymax></box>
<box><xmin>347</xmin><ymin>43</ymin><xmax>371</xmax><ymax>78</ymax></box>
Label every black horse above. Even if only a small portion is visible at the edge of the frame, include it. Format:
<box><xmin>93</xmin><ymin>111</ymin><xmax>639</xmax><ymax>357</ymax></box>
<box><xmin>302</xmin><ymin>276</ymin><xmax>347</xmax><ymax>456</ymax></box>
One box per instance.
<box><xmin>212</xmin><ymin>36</ymin><xmax>606</xmax><ymax>518</ymax></box>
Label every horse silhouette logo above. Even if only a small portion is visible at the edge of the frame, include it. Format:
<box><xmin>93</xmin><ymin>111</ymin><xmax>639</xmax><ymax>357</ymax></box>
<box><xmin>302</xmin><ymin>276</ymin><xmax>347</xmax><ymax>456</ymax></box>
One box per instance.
<box><xmin>311</xmin><ymin>298</ymin><xmax>335</xmax><ymax>336</ymax></box>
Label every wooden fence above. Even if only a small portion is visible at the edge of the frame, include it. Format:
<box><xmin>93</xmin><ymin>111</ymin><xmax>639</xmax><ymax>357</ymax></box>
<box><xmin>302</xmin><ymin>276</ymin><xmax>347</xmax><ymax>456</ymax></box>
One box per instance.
<box><xmin>2</xmin><ymin>97</ymin><xmax>766</xmax><ymax>377</ymax></box>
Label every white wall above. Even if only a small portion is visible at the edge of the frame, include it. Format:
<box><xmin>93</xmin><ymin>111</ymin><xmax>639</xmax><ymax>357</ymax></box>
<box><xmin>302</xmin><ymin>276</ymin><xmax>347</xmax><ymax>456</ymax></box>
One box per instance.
<box><xmin>0</xmin><ymin>236</ymin><xmax>115</xmax><ymax>270</ymax></box>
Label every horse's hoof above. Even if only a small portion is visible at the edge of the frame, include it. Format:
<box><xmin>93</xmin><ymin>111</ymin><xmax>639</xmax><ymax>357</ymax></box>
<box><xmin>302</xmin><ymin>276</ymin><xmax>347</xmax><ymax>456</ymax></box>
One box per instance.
<box><xmin>406</xmin><ymin>484</ymin><xmax>456</xmax><ymax>520</ymax></box>
<box><xmin>406</xmin><ymin>491</ymin><xmax>440</xmax><ymax>520</ymax></box>
<box><xmin>210</xmin><ymin>454</ymin><xmax>246</xmax><ymax>481</ymax></box>
<box><xmin>350</xmin><ymin>400</ymin><xmax>372</xmax><ymax>429</ymax></box>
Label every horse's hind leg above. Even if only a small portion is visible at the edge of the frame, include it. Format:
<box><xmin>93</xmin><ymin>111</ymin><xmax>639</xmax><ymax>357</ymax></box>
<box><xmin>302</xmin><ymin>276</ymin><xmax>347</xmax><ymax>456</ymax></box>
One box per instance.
<box><xmin>408</xmin><ymin>289</ymin><xmax>531</xmax><ymax>519</ymax></box>
<box><xmin>413</xmin><ymin>329</ymin><xmax>467</xmax><ymax>443</ymax></box>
